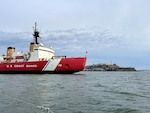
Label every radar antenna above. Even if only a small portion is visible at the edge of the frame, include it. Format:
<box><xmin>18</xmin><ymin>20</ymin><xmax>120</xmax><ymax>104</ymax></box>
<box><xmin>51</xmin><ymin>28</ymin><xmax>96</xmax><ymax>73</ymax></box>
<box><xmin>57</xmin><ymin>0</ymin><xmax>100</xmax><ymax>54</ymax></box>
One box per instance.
<box><xmin>33</xmin><ymin>22</ymin><xmax>40</xmax><ymax>44</ymax></box>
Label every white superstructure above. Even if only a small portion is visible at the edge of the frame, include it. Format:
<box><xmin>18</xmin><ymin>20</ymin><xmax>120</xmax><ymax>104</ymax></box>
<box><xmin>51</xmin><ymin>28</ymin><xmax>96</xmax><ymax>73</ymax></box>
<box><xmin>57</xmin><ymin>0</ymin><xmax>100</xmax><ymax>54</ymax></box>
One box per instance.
<box><xmin>28</xmin><ymin>43</ymin><xmax>55</xmax><ymax>61</ymax></box>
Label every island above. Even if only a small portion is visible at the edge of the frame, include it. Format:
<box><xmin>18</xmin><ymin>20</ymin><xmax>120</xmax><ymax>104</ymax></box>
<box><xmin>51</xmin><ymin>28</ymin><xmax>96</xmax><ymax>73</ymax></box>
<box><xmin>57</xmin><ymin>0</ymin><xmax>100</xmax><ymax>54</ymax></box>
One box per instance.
<box><xmin>85</xmin><ymin>63</ymin><xmax>136</xmax><ymax>71</ymax></box>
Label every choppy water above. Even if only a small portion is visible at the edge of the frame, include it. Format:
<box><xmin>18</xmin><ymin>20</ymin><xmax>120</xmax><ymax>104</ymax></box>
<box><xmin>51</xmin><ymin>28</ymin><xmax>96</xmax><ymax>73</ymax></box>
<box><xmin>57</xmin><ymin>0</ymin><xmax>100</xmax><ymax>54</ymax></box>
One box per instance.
<box><xmin>0</xmin><ymin>71</ymin><xmax>150</xmax><ymax>113</ymax></box>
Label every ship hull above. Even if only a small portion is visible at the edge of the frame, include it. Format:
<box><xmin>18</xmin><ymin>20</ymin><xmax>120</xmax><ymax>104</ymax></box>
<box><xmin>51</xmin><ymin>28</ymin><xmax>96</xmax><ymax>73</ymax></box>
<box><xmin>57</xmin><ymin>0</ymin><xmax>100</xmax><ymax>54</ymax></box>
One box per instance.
<box><xmin>0</xmin><ymin>71</ymin><xmax>77</xmax><ymax>74</ymax></box>
<box><xmin>0</xmin><ymin>57</ymin><xmax>86</xmax><ymax>74</ymax></box>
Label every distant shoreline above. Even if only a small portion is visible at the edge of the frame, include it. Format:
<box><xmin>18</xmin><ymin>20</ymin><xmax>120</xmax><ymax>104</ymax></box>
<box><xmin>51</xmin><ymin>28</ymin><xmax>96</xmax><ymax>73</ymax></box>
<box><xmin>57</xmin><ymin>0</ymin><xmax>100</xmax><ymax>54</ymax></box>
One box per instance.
<box><xmin>85</xmin><ymin>63</ymin><xmax>136</xmax><ymax>71</ymax></box>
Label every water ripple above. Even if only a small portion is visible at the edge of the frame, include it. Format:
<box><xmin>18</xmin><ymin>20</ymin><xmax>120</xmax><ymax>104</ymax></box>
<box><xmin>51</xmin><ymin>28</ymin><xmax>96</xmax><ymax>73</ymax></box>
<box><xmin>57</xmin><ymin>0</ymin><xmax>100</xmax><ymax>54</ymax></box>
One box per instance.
<box><xmin>0</xmin><ymin>71</ymin><xmax>150</xmax><ymax>113</ymax></box>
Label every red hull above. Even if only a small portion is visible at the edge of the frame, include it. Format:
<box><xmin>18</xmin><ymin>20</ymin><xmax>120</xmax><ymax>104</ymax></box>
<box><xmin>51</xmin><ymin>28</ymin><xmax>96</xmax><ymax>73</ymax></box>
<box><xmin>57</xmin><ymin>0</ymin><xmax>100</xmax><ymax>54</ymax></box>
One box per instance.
<box><xmin>55</xmin><ymin>57</ymin><xmax>86</xmax><ymax>72</ymax></box>
<box><xmin>0</xmin><ymin>57</ymin><xmax>86</xmax><ymax>74</ymax></box>
<box><xmin>0</xmin><ymin>23</ymin><xmax>87</xmax><ymax>74</ymax></box>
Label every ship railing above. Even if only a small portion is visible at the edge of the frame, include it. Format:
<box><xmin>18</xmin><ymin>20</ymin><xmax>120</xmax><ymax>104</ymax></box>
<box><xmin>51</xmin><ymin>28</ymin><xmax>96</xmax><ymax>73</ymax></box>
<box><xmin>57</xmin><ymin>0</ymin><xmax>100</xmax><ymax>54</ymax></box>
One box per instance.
<box><xmin>52</xmin><ymin>56</ymin><xmax>66</xmax><ymax>59</ymax></box>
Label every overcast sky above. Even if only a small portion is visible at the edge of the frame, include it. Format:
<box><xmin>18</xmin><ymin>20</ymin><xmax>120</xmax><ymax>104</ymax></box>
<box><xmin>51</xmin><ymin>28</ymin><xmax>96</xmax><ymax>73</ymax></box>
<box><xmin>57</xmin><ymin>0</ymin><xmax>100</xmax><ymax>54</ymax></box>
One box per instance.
<box><xmin>0</xmin><ymin>0</ymin><xmax>150</xmax><ymax>70</ymax></box>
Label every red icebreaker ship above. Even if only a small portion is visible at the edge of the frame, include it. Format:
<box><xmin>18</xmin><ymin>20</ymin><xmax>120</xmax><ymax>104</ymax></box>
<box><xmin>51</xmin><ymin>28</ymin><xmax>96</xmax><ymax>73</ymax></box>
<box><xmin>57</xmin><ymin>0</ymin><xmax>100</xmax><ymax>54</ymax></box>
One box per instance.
<box><xmin>0</xmin><ymin>23</ymin><xmax>86</xmax><ymax>74</ymax></box>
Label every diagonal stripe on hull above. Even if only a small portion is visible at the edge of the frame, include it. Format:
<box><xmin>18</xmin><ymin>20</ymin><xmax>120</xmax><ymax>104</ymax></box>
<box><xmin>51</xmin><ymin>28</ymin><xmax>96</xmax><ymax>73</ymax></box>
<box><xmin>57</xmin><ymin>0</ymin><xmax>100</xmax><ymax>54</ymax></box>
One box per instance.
<box><xmin>42</xmin><ymin>59</ymin><xmax>61</xmax><ymax>71</ymax></box>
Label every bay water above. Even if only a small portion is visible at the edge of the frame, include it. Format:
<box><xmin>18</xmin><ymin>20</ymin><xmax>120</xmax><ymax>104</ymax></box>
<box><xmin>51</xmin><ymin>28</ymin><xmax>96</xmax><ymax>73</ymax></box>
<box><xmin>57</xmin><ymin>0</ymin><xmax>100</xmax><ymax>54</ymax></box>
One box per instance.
<box><xmin>0</xmin><ymin>71</ymin><xmax>150</xmax><ymax>113</ymax></box>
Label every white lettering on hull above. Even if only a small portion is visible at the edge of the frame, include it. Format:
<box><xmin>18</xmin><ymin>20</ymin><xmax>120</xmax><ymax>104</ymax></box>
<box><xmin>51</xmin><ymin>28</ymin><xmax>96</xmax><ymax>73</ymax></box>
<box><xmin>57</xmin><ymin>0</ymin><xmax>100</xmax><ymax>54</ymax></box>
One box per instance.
<box><xmin>26</xmin><ymin>64</ymin><xmax>37</xmax><ymax>68</ymax></box>
<box><xmin>14</xmin><ymin>64</ymin><xmax>24</xmax><ymax>68</ymax></box>
<box><xmin>6</xmin><ymin>64</ymin><xmax>37</xmax><ymax>68</ymax></box>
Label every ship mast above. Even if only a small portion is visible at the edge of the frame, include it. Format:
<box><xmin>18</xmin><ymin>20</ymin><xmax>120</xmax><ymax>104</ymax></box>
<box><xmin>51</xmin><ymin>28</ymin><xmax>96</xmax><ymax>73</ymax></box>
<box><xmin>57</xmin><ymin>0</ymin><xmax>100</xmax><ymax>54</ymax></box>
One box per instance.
<box><xmin>33</xmin><ymin>22</ymin><xmax>40</xmax><ymax>44</ymax></box>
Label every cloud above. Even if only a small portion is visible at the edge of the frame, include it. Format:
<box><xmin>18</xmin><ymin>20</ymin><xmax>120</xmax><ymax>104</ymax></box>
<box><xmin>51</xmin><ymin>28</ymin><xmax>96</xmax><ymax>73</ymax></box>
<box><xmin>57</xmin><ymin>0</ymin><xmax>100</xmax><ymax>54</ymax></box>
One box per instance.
<box><xmin>40</xmin><ymin>28</ymin><xmax>127</xmax><ymax>56</ymax></box>
<box><xmin>0</xmin><ymin>26</ymin><xmax>149</xmax><ymax>69</ymax></box>
<box><xmin>0</xmin><ymin>0</ymin><xmax>150</xmax><ymax>70</ymax></box>
<box><xmin>0</xmin><ymin>27</ymin><xmax>126</xmax><ymax>54</ymax></box>
<box><xmin>0</xmin><ymin>31</ymin><xmax>31</xmax><ymax>53</ymax></box>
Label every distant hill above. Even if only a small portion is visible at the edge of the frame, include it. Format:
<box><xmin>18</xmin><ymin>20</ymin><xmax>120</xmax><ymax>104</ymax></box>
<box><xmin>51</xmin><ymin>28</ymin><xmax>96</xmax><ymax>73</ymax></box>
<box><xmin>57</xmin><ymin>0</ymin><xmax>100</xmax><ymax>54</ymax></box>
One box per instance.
<box><xmin>85</xmin><ymin>63</ymin><xmax>136</xmax><ymax>71</ymax></box>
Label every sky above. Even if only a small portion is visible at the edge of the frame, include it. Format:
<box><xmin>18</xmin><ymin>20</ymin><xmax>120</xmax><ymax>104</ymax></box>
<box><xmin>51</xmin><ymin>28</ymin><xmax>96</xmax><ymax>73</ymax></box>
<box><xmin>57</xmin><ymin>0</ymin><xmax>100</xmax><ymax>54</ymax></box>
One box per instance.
<box><xmin>0</xmin><ymin>0</ymin><xmax>150</xmax><ymax>70</ymax></box>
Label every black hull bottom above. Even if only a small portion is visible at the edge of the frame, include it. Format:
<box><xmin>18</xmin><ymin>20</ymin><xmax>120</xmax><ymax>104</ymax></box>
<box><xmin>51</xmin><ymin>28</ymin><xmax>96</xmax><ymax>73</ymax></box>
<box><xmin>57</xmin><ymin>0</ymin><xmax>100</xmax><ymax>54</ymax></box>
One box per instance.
<box><xmin>0</xmin><ymin>71</ymin><xmax>78</xmax><ymax>74</ymax></box>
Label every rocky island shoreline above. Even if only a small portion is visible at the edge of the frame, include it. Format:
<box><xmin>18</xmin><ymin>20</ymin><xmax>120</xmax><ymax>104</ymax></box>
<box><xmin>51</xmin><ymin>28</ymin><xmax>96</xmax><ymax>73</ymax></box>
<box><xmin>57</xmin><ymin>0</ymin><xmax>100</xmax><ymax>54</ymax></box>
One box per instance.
<box><xmin>85</xmin><ymin>63</ymin><xmax>136</xmax><ymax>71</ymax></box>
